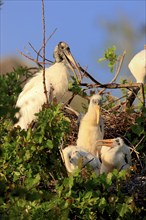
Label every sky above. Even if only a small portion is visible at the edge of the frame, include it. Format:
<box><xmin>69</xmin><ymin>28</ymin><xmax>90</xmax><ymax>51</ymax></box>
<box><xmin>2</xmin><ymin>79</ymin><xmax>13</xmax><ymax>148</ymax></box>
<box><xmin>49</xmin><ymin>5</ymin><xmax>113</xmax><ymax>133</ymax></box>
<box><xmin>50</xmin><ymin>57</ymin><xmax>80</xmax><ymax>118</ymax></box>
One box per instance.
<box><xmin>0</xmin><ymin>0</ymin><xmax>146</xmax><ymax>86</ymax></box>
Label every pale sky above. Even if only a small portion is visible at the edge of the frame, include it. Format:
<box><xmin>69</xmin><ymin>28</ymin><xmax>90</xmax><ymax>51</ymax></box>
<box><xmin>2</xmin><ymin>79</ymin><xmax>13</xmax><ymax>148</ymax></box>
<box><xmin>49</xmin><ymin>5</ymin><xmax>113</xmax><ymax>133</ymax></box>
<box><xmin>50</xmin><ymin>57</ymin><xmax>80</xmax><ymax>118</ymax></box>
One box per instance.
<box><xmin>0</xmin><ymin>0</ymin><xmax>146</xmax><ymax>85</ymax></box>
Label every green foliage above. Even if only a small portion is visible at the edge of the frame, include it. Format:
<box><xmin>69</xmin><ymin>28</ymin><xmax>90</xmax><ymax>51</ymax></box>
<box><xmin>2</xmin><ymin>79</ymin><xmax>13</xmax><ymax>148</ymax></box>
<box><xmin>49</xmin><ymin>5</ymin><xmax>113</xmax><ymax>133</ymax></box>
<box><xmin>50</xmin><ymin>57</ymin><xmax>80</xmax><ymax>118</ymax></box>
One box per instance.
<box><xmin>0</xmin><ymin>67</ymin><xmax>29</xmax><ymax>119</ymax></box>
<box><xmin>126</xmin><ymin>107</ymin><xmax>146</xmax><ymax>152</ymax></box>
<box><xmin>98</xmin><ymin>45</ymin><xmax>118</xmax><ymax>72</ymax></box>
<box><xmin>0</xmin><ymin>68</ymin><xmax>145</xmax><ymax>219</ymax></box>
<box><xmin>69</xmin><ymin>76</ymin><xmax>86</xmax><ymax>96</ymax></box>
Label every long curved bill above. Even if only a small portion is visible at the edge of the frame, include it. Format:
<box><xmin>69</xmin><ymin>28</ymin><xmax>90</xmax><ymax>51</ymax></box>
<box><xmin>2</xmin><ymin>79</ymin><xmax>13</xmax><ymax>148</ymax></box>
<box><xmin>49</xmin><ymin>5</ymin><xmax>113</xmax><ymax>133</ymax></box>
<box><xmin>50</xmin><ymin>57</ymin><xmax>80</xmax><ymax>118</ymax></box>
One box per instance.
<box><xmin>63</xmin><ymin>50</ymin><xmax>81</xmax><ymax>81</ymax></box>
<box><xmin>96</xmin><ymin>139</ymin><xmax>114</xmax><ymax>147</ymax></box>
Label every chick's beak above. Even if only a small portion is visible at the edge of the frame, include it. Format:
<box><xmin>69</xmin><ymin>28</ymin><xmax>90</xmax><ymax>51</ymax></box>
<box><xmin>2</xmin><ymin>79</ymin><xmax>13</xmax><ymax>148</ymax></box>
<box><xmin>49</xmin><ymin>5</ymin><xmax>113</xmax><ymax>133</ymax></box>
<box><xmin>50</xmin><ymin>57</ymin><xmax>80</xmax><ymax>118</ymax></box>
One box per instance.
<box><xmin>94</xmin><ymin>105</ymin><xmax>100</xmax><ymax>124</ymax></box>
<box><xmin>96</xmin><ymin>139</ymin><xmax>114</xmax><ymax>147</ymax></box>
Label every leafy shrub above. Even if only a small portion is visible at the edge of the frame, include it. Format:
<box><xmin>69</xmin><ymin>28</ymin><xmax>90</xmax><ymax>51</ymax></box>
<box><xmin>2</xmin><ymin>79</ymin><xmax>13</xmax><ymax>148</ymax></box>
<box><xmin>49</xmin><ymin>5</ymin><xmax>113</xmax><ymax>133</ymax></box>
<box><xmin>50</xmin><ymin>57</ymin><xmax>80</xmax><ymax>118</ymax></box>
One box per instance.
<box><xmin>0</xmin><ymin>68</ymin><xmax>145</xmax><ymax>219</ymax></box>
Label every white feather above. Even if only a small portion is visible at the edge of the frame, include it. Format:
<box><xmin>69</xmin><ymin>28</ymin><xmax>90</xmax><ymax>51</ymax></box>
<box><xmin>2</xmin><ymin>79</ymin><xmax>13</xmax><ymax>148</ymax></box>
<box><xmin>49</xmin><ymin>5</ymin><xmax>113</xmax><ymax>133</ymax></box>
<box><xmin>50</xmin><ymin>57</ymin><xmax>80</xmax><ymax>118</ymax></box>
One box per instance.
<box><xmin>77</xmin><ymin>94</ymin><xmax>104</xmax><ymax>156</ymax></box>
<box><xmin>61</xmin><ymin>145</ymin><xmax>101</xmax><ymax>176</ymax></box>
<box><xmin>128</xmin><ymin>49</ymin><xmax>146</xmax><ymax>83</ymax></box>
<box><xmin>100</xmin><ymin>137</ymin><xmax>131</xmax><ymax>174</ymax></box>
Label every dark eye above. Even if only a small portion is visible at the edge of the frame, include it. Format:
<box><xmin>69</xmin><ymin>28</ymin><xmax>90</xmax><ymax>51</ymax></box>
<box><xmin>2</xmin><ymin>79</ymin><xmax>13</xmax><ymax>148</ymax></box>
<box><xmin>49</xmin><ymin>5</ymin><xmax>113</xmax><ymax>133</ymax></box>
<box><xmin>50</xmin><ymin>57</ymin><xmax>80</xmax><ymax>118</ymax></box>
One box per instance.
<box><xmin>116</xmin><ymin>139</ymin><xmax>120</xmax><ymax>145</ymax></box>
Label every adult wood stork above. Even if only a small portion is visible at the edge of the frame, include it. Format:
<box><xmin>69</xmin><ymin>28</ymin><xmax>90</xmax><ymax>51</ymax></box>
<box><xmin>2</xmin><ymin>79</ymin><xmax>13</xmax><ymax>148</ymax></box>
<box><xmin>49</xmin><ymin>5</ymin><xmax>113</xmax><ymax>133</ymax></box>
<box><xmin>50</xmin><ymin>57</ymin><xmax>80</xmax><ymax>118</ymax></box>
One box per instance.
<box><xmin>128</xmin><ymin>47</ymin><xmax>146</xmax><ymax>83</ymax></box>
<box><xmin>126</xmin><ymin>47</ymin><xmax>146</xmax><ymax>107</ymax></box>
<box><xmin>77</xmin><ymin>94</ymin><xmax>104</xmax><ymax>156</ymax></box>
<box><xmin>14</xmin><ymin>42</ymin><xmax>79</xmax><ymax>130</ymax></box>
<box><xmin>96</xmin><ymin>137</ymin><xmax>131</xmax><ymax>174</ymax></box>
<box><xmin>61</xmin><ymin>145</ymin><xmax>101</xmax><ymax>176</ymax></box>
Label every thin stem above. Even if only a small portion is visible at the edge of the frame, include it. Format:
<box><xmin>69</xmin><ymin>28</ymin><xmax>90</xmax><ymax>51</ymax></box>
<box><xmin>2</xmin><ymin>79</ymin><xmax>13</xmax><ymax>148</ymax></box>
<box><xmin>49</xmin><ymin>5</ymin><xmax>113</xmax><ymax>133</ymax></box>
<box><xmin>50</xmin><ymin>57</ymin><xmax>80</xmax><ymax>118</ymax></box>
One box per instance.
<box><xmin>42</xmin><ymin>0</ymin><xmax>48</xmax><ymax>105</ymax></box>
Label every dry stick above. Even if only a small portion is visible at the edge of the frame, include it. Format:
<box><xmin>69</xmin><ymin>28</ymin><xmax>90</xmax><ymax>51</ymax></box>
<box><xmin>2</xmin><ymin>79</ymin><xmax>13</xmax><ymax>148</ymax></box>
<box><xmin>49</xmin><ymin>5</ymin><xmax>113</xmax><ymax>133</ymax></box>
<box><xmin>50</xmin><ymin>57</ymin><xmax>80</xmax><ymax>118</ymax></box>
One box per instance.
<box><xmin>123</xmin><ymin>136</ymin><xmax>143</xmax><ymax>169</ymax></box>
<box><xmin>141</xmin><ymin>83</ymin><xmax>145</xmax><ymax>107</ymax></box>
<box><xmin>42</xmin><ymin>0</ymin><xmax>48</xmax><ymax>105</ymax></box>
<box><xmin>17</xmin><ymin>49</ymin><xmax>50</xmax><ymax>66</ymax></box>
<box><xmin>17</xmin><ymin>49</ymin><xmax>42</xmax><ymax>66</ymax></box>
<box><xmin>81</xmin><ymin>82</ymin><xmax>146</xmax><ymax>90</ymax></box>
<box><xmin>98</xmin><ymin>50</ymin><xmax>126</xmax><ymax>95</ymax></box>
<box><xmin>78</xmin><ymin>65</ymin><xmax>101</xmax><ymax>85</ymax></box>
<box><xmin>127</xmin><ymin>86</ymin><xmax>145</xmax><ymax>105</ymax></box>
<box><xmin>37</xmin><ymin>28</ymin><xmax>58</xmax><ymax>63</ymax></box>
<box><xmin>64</xmin><ymin>105</ymin><xmax>79</xmax><ymax>117</ymax></box>
<box><xmin>28</xmin><ymin>42</ymin><xmax>53</xmax><ymax>65</ymax></box>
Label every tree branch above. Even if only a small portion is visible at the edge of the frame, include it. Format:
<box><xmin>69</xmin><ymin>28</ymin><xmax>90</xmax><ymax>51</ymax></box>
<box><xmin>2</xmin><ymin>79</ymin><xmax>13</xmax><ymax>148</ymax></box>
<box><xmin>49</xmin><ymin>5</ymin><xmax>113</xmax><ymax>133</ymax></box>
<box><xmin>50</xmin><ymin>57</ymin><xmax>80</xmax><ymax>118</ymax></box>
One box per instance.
<box><xmin>42</xmin><ymin>0</ymin><xmax>48</xmax><ymax>105</ymax></box>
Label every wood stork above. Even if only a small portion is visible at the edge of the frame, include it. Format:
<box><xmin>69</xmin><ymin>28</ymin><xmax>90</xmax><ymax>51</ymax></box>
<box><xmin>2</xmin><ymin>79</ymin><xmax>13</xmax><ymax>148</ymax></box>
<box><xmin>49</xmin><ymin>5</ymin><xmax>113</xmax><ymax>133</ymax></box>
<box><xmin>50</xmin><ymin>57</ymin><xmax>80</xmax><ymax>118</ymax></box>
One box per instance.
<box><xmin>14</xmin><ymin>42</ymin><xmax>79</xmax><ymax>130</ymax></box>
<box><xmin>128</xmin><ymin>47</ymin><xmax>146</xmax><ymax>83</ymax></box>
<box><xmin>77</xmin><ymin>94</ymin><xmax>104</xmax><ymax>156</ymax></box>
<box><xmin>126</xmin><ymin>47</ymin><xmax>146</xmax><ymax>107</ymax></box>
<box><xmin>96</xmin><ymin>137</ymin><xmax>131</xmax><ymax>174</ymax></box>
<box><xmin>61</xmin><ymin>145</ymin><xmax>101</xmax><ymax>176</ymax></box>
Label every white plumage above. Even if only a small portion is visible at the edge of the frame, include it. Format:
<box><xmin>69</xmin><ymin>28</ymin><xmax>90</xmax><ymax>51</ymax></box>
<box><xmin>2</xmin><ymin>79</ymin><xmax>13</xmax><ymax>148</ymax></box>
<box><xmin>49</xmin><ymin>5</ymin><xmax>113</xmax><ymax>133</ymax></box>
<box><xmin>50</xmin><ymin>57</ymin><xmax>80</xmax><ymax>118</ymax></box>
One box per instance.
<box><xmin>97</xmin><ymin>137</ymin><xmax>131</xmax><ymax>174</ymax></box>
<box><xmin>61</xmin><ymin>145</ymin><xmax>101</xmax><ymax>176</ymax></box>
<box><xmin>14</xmin><ymin>42</ymin><xmax>78</xmax><ymax>130</ymax></box>
<box><xmin>128</xmin><ymin>48</ymin><xmax>146</xmax><ymax>83</ymax></box>
<box><xmin>77</xmin><ymin>94</ymin><xmax>104</xmax><ymax>156</ymax></box>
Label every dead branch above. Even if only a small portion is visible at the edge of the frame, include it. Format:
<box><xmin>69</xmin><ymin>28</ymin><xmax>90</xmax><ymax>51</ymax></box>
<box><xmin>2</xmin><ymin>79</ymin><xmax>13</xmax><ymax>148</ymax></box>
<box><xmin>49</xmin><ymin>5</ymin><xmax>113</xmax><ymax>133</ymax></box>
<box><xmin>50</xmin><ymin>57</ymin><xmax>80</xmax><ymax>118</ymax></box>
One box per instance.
<box><xmin>98</xmin><ymin>50</ymin><xmax>126</xmax><ymax>95</ymax></box>
<box><xmin>80</xmin><ymin>82</ymin><xmax>145</xmax><ymax>90</ymax></box>
<box><xmin>28</xmin><ymin>41</ymin><xmax>53</xmax><ymax>65</ymax></box>
<box><xmin>17</xmin><ymin>49</ymin><xmax>43</xmax><ymax>67</ymax></box>
<box><xmin>42</xmin><ymin>0</ymin><xmax>48</xmax><ymax>105</ymax></box>
<box><xmin>37</xmin><ymin>28</ymin><xmax>58</xmax><ymax>62</ymax></box>
<box><xmin>78</xmin><ymin>64</ymin><xmax>101</xmax><ymax>85</ymax></box>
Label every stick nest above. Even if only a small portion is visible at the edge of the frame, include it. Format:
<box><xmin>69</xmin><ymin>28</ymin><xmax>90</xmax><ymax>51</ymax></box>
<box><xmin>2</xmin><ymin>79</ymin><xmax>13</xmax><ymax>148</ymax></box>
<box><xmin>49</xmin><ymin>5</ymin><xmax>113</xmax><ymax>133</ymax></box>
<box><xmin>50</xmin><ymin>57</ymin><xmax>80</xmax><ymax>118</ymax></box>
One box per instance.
<box><xmin>63</xmin><ymin>108</ymin><xmax>146</xmax><ymax>209</ymax></box>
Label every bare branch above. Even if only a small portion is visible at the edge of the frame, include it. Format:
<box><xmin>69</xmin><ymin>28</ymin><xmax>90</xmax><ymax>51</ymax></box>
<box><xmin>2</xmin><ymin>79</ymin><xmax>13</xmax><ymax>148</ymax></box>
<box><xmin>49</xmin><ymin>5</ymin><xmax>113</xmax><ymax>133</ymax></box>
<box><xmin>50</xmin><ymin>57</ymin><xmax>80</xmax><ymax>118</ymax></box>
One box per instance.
<box><xmin>17</xmin><ymin>49</ymin><xmax>43</xmax><ymax>67</ymax></box>
<box><xmin>78</xmin><ymin>64</ymin><xmax>101</xmax><ymax>85</ymax></box>
<box><xmin>99</xmin><ymin>50</ymin><xmax>126</xmax><ymax>95</ymax></box>
<box><xmin>28</xmin><ymin>41</ymin><xmax>53</xmax><ymax>65</ymax></box>
<box><xmin>37</xmin><ymin>28</ymin><xmax>58</xmax><ymax>62</ymax></box>
<box><xmin>42</xmin><ymin>0</ymin><xmax>48</xmax><ymax>105</ymax></box>
<box><xmin>80</xmin><ymin>82</ymin><xmax>145</xmax><ymax>90</ymax></box>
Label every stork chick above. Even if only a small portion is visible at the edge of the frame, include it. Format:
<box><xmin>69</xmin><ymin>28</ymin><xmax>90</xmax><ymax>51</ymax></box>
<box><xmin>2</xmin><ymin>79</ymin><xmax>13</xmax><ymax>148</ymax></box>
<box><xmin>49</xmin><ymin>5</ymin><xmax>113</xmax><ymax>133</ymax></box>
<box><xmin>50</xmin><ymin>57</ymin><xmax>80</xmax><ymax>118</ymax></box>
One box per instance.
<box><xmin>97</xmin><ymin>137</ymin><xmax>131</xmax><ymax>174</ymax></box>
<box><xmin>61</xmin><ymin>145</ymin><xmax>101</xmax><ymax>176</ymax></box>
<box><xmin>14</xmin><ymin>42</ymin><xmax>78</xmax><ymax>130</ymax></box>
<box><xmin>77</xmin><ymin>94</ymin><xmax>104</xmax><ymax>156</ymax></box>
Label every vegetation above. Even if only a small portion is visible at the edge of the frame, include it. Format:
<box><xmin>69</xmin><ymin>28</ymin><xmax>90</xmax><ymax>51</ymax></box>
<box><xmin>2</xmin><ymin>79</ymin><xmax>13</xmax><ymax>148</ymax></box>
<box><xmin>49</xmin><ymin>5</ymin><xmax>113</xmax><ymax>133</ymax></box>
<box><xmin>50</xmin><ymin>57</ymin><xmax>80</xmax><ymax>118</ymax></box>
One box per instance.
<box><xmin>0</xmin><ymin>66</ymin><xmax>145</xmax><ymax>219</ymax></box>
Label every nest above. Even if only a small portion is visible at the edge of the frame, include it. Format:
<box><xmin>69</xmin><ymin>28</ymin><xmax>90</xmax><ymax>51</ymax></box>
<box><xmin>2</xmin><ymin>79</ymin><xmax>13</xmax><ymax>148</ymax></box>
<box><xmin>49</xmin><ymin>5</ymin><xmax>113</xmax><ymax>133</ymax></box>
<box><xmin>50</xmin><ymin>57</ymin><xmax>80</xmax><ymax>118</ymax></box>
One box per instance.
<box><xmin>102</xmin><ymin>109</ymin><xmax>141</xmax><ymax>139</ymax></box>
<box><xmin>63</xmin><ymin>108</ymin><xmax>141</xmax><ymax>145</ymax></box>
<box><xmin>63</xmin><ymin>108</ymin><xmax>146</xmax><ymax>208</ymax></box>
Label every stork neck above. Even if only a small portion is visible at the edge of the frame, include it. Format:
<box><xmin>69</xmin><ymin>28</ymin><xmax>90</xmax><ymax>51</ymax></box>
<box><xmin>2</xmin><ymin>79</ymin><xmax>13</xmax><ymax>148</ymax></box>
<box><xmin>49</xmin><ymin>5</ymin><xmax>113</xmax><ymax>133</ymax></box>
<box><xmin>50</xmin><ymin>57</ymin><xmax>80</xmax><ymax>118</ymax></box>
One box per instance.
<box><xmin>87</xmin><ymin>106</ymin><xmax>100</xmax><ymax>125</ymax></box>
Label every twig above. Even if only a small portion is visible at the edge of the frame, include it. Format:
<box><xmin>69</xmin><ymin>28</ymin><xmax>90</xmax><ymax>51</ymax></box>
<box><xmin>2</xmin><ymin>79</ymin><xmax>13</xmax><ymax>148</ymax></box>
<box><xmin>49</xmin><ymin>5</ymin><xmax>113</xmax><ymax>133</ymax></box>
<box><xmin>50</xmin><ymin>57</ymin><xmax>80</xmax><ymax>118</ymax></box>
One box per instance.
<box><xmin>123</xmin><ymin>136</ymin><xmax>143</xmax><ymax>169</ymax></box>
<box><xmin>17</xmin><ymin>49</ymin><xmax>43</xmax><ymax>67</ymax></box>
<box><xmin>135</xmin><ymin>135</ymin><xmax>145</xmax><ymax>150</ymax></box>
<box><xmin>17</xmin><ymin>49</ymin><xmax>50</xmax><ymax>66</ymax></box>
<box><xmin>64</xmin><ymin>105</ymin><xmax>79</xmax><ymax>117</ymax></box>
<box><xmin>80</xmin><ymin>82</ymin><xmax>145</xmax><ymax>90</ymax></box>
<box><xmin>98</xmin><ymin>50</ymin><xmax>126</xmax><ymax>95</ymax></box>
<box><xmin>112</xmin><ymin>50</ymin><xmax>126</xmax><ymax>83</ymax></box>
<box><xmin>78</xmin><ymin>64</ymin><xmax>101</xmax><ymax>85</ymax></box>
<box><xmin>37</xmin><ymin>28</ymin><xmax>58</xmax><ymax>62</ymax></box>
<box><xmin>141</xmin><ymin>83</ymin><xmax>145</xmax><ymax>107</ymax></box>
<box><xmin>28</xmin><ymin>41</ymin><xmax>53</xmax><ymax>65</ymax></box>
<box><xmin>42</xmin><ymin>0</ymin><xmax>48</xmax><ymax>105</ymax></box>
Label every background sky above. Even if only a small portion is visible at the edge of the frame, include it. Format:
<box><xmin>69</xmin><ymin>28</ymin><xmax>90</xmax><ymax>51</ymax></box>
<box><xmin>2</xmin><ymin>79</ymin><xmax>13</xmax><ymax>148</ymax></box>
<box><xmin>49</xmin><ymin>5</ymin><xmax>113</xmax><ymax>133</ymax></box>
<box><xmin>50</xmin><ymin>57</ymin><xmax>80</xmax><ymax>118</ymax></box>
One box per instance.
<box><xmin>0</xmin><ymin>0</ymin><xmax>146</xmax><ymax>86</ymax></box>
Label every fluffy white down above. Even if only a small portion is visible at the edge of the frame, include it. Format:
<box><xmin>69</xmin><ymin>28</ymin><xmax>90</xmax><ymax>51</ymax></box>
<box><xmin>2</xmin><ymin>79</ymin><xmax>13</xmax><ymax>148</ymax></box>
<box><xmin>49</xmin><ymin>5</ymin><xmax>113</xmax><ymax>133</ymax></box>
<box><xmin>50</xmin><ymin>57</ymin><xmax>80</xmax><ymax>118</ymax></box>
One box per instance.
<box><xmin>15</xmin><ymin>62</ymin><xmax>73</xmax><ymax>129</ymax></box>
<box><xmin>77</xmin><ymin>95</ymin><xmax>104</xmax><ymax>156</ymax></box>
<box><xmin>61</xmin><ymin>145</ymin><xmax>101</xmax><ymax>176</ymax></box>
<box><xmin>100</xmin><ymin>138</ymin><xmax>131</xmax><ymax>174</ymax></box>
<box><xmin>128</xmin><ymin>49</ymin><xmax>146</xmax><ymax>83</ymax></box>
